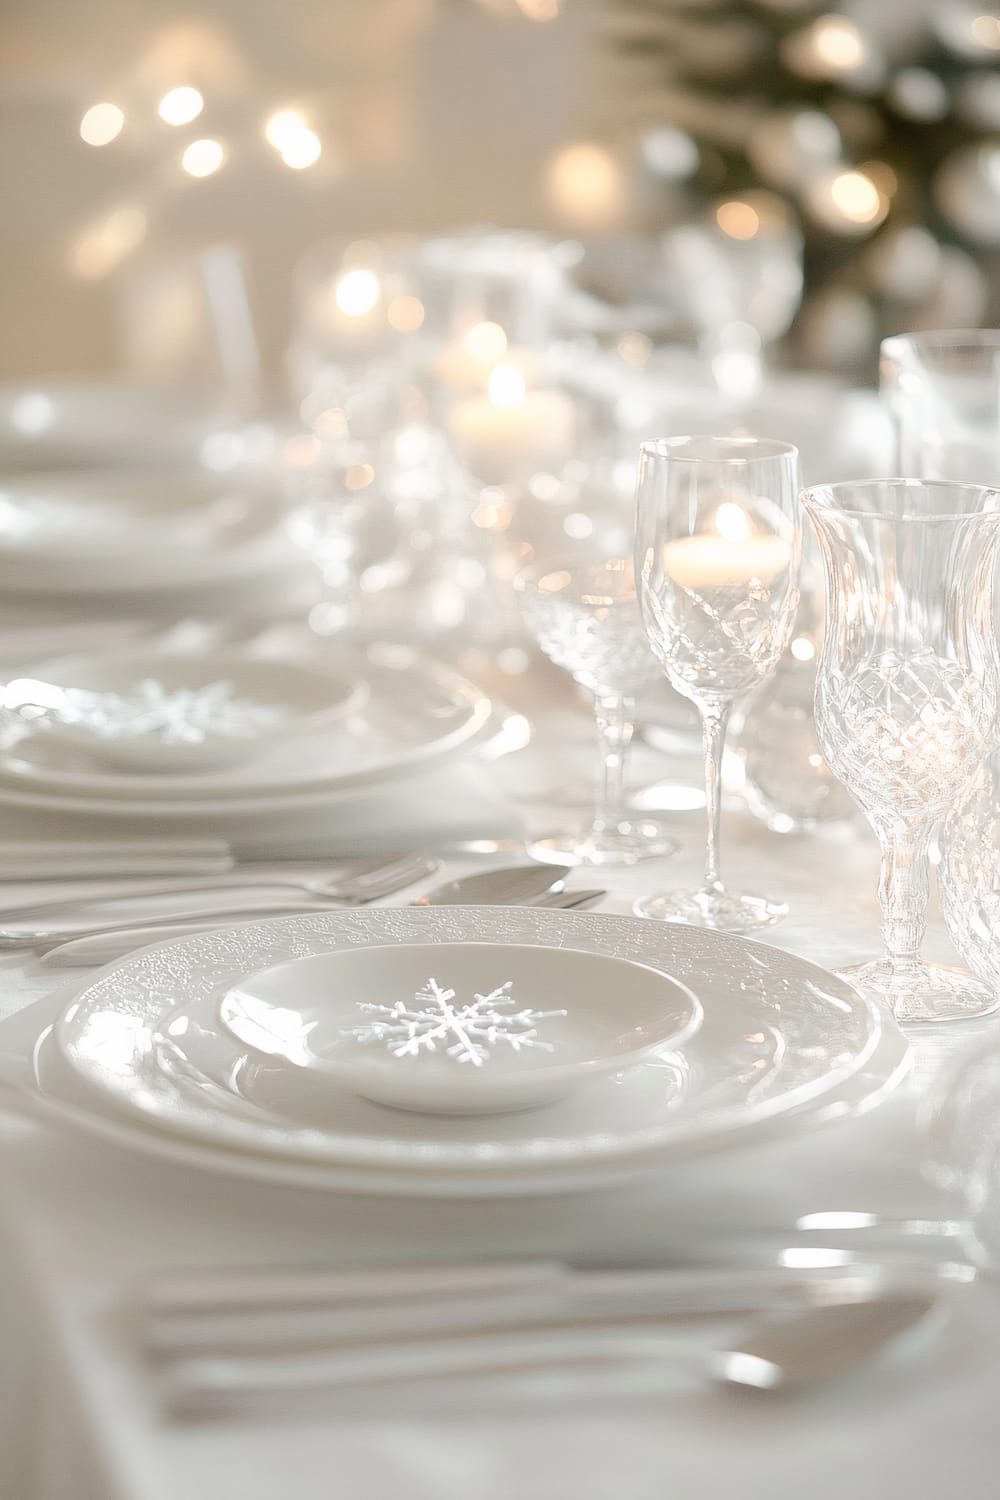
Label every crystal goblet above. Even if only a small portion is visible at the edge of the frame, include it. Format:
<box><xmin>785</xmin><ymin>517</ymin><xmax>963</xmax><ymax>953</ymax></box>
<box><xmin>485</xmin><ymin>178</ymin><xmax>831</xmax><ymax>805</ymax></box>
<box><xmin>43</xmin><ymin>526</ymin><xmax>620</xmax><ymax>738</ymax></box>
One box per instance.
<box><xmin>633</xmin><ymin>435</ymin><xmax>800</xmax><ymax>930</ymax></box>
<box><xmin>515</xmin><ymin>557</ymin><xmax>679</xmax><ymax>866</ymax></box>
<box><xmin>802</xmin><ymin>477</ymin><xmax>1000</xmax><ymax>1024</ymax></box>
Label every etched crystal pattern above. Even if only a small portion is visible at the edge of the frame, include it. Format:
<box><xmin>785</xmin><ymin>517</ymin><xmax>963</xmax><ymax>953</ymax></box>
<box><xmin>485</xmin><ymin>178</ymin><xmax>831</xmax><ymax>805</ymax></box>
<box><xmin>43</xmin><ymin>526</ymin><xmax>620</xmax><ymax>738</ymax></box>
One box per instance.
<box><xmin>818</xmin><ymin>650</ymin><xmax>990</xmax><ymax>823</ymax></box>
<box><xmin>940</xmin><ymin>756</ymin><xmax>1000</xmax><ymax>990</ymax></box>
<box><xmin>519</xmin><ymin>591</ymin><xmax>657</xmax><ymax>695</ymax></box>
<box><xmin>644</xmin><ymin>577</ymin><xmax>795</xmax><ymax>701</ymax></box>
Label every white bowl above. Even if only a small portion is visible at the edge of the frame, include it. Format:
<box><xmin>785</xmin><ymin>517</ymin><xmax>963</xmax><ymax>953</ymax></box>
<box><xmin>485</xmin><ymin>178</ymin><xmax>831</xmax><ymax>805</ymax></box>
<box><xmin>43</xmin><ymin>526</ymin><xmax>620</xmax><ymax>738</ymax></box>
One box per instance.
<box><xmin>5</xmin><ymin>650</ymin><xmax>366</xmax><ymax>774</ymax></box>
<box><xmin>218</xmin><ymin>941</ymin><xmax>703</xmax><ymax>1115</ymax></box>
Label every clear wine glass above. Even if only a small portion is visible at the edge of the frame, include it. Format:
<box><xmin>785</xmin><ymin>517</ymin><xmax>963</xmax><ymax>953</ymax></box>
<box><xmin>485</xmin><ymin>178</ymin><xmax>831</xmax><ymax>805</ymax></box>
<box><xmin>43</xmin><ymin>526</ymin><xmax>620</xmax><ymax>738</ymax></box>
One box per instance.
<box><xmin>633</xmin><ymin>435</ymin><xmax>800</xmax><ymax>929</ymax></box>
<box><xmin>515</xmin><ymin>556</ymin><xmax>680</xmax><ymax>866</ymax></box>
<box><xmin>802</xmin><ymin>477</ymin><xmax>1000</xmax><ymax>1024</ymax></box>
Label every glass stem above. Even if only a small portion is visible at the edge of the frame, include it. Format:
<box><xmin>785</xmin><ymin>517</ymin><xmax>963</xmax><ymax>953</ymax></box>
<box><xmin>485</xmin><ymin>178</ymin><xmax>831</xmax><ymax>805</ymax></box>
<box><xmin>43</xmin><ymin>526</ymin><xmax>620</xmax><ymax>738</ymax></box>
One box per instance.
<box><xmin>701</xmin><ymin>703</ymin><xmax>731</xmax><ymax>893</ymax></box>
<box><xmin>878</xmin><ymin>825</ymin><xmax>930</xmax><ymax>979</ymax></box>
<box><xmin>592</xmin><ymin>692</ymin><xmax>635</xmax><ymax>836</ymax></box>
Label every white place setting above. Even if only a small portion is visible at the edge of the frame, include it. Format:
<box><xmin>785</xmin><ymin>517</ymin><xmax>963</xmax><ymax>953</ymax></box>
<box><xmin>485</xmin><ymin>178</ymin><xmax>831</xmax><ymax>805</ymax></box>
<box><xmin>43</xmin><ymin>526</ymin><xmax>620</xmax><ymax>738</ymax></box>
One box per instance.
<box><xmin>3</xmin><ymin>171</ymin><xmax>1000</xmax><ymax>1500</ymax></box>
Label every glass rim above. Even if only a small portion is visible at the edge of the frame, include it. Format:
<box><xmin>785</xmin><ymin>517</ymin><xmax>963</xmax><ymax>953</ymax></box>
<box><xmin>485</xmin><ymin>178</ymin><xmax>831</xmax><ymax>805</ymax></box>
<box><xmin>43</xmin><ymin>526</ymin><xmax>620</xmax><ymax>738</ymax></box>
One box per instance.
<box><xmin>881</xmin><ymin>329</ymin><xmax>1000</xmax><ymax>356</ymax></box>
<box><xmin>639</xmin><ymin>435</ymin><xmax>799</xmax><ymax>465</ymax></box>
<box><xmin>800</xmin><ymin>476</ymin><xmax>1000</xmax><ymax>522</ymax></box>
<box><xmin>512</xmin><ymin>555</ymin><xmax>636</xmax><ymax>589</ymax></box>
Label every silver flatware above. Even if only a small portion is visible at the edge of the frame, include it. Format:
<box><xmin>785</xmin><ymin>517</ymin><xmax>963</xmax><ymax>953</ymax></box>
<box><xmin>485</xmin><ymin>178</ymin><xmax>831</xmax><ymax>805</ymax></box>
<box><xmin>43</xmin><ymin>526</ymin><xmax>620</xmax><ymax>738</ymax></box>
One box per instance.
<box><xmin>537</xmin><ymin>888</ymin><xmax>605</xmax><ymax>911</ymax></box>
<box><xmin>156</xmin><ymin>1284</ymin><xmax>944</xmax><ymax>1418</ymax></box>
<box><xmin>0</xmin><ymin>853</ymin><xmax>426</xmax><ymax>922</ymax></box>
<box><xmin>713</xmin><ymin>1291</ymin><xmax>940</xmax><ymax>1392</ymax></box>
<box><xmin>0</xmin><ymin>853</ymin><xmax>438</xmax><ymax>950</ymax></box>
<box><xmin>409</xmin><ymin>864</ymin><xmax>572</xmax><ymax>907</ymax></box>
<box><xmin>142</xmin><ymin>1252</ymin><xmax>960</xmax><ymax>1361</ymax></box>
<box><xmin>39</xmin><ymin>885</ymin><xmax>608</xmax><ymax>967</ymax></box>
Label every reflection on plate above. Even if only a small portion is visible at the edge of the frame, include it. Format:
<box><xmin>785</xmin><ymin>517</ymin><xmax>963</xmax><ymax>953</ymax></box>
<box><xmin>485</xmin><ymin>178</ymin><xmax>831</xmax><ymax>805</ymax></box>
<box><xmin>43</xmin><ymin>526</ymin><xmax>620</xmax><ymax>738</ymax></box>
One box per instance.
<box><xmin>50</xmin><ymin>907</ymin><xmax>890</xmax><ymax>1195</ymax></box>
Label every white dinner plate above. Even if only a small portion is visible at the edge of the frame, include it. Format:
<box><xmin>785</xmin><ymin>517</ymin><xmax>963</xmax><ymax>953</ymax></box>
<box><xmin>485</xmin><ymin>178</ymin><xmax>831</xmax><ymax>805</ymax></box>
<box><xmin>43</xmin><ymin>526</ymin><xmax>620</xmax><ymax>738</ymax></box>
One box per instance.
<box><xmin>50</xmin><ymin>908</ymin><xmax>893</xmax><ymax>1194</ymax></box>
<box><xmin>0</xmin><ymin>469</ymin><xmax>297</xmax><ymax>594</ymax></box>
<box><xmin>0</xmin><ymin>650</ymin><xmax>493</xmax><ymax>810</ymax></box>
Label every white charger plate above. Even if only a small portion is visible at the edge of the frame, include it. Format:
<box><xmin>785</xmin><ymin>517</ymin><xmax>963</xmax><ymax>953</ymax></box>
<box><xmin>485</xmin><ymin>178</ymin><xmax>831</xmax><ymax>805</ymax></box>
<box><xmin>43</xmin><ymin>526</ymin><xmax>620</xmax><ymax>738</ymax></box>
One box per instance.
<box><xmin>0</xmin><ymin>651</ymin><xmax>492</xmax><ymax>810</ymax></box>
<box><xmin>0</xmin><ymin>469</ymin><xmax>297</xmax><ymax>594</ymax></box>
<box><xmin>49</xmin><ymin>908</ymin><xmax>896</xmax><ymax>1194</ymax></box>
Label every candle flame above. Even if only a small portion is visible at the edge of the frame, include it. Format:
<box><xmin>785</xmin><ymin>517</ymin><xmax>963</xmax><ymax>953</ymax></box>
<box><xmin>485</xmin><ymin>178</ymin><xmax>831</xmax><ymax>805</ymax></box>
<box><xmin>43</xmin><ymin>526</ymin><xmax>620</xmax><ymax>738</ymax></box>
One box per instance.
<box><xmin>488</xmin><ymin>364</ymin><xmax>526</xmax><ymax>410</ymax></box>
<box><xmin>715</xmin><ymin>502</ymin><xmax>752</xmax><ymax>544</ymax></box>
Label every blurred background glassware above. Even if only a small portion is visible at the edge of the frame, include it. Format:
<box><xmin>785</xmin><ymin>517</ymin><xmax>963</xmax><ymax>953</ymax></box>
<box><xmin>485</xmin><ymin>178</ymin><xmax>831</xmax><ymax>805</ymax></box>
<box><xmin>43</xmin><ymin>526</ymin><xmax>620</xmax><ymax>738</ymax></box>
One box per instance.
<box><xmin>661</xmin><ymin>198</ymin><xmax>804</xmax><ymax>404</ymax></box>
<box><xmin>939</xmin><ymin>751</ymin><xmax>1000</xmax><ymax>1000</ymax></box>
<box><xmin>515</xmin><ymin>556</ymin><xmax>679</xmax><ymax>867</ymax></box>
<box><xmin>736</xmin><ymin>646</ymin><xmax>860</xmax><ymax>836</ymax></box>
<box><xmin>802</xmin><ymin>478</ymin><xmax>1000</xmax><ymax>1024</ymax></box>
<box><xmin>283</xmin><ymin>439</ymin><xmax>405</xmax><ymax>640</ymax></box>
<box><xmin>288</xmin><ymin>235</ymin><xmax>426</xmax><ymax>408</ymax></box>
<box><xmin>880</xmin><ymin>330</ymin><xmax>1000</xmax><ymax>482</ymax></box>
<box><xmin>734</xmin><ymin>582</ymin><xmax>858</xmax><ymax>837</ymax></box>
<box><xmin>633</xmin><ymin>434</ymin><xmax>800</xmax><ymax>930</ymax></box>
<box><xmin>920</xmin><ymin>1034</ymin><xmax>1000</xmax><ymax>1273</ymax></box>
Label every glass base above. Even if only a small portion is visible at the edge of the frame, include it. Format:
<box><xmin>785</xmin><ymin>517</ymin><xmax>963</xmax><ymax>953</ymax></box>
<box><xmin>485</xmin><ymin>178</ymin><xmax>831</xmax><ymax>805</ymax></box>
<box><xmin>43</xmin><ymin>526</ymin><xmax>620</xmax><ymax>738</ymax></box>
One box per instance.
<box><xmin>528</xmin><ymin>819</ymin><xmax>680</xmax><ymax>869</ymax></box>
<box><xmin>838</xmin><ymin>958</ymin><xmax>999</xmax><ymax>1025</ymax></box>
<box><xmin>633</xmin><ymin>886</ymin><xmax>787</xmax><ymax>933</ymax></box>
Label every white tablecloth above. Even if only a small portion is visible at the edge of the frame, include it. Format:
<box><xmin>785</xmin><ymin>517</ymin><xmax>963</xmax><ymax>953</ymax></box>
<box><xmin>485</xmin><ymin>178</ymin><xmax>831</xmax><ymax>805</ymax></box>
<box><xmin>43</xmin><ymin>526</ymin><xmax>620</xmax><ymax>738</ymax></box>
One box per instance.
<box><xmin>0</xmin><ymin>691</ymin><xmax>998</xmax><ymax>1500</ymax></box>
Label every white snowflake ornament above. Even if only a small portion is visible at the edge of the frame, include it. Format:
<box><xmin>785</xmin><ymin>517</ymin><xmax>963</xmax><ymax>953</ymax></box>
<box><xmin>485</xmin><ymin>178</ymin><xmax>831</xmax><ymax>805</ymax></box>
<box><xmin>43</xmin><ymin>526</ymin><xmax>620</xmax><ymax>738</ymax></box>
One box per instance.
<box><xmin>341</xmin><ymin>977</ymin><xmax>567</xmax><ymax>1067</ymax></box>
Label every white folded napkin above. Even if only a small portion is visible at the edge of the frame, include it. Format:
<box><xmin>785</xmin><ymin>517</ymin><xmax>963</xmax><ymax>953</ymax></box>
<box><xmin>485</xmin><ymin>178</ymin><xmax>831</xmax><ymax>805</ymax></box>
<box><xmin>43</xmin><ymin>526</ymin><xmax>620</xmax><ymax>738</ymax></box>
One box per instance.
<box><xmin>0</xmin><ymin>839</ymin><xmax>234</xmax><ymax>878</ymax></box>
<box><xmin>0</xmin><ymin>762</ymin><xmax>522</xmax><ymax>860</ymax></box>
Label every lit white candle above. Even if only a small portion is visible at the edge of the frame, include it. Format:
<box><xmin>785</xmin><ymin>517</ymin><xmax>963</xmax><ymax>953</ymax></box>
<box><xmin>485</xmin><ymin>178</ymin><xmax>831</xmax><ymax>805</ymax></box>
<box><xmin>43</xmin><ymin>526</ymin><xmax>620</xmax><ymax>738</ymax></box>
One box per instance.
<box><xmin>447</xmin><ymin>364</ymin><xmax>575</xmax><ymax>484</ymax></box>
<box><xmin>662</xmin><ymin>534</ymin><xmax>792</xmax><ymax>588</ymax></box>
<box><xmin>662</xmin><ymin>501</ymin><xmax>792</xmax><ymax>588</ymax></box>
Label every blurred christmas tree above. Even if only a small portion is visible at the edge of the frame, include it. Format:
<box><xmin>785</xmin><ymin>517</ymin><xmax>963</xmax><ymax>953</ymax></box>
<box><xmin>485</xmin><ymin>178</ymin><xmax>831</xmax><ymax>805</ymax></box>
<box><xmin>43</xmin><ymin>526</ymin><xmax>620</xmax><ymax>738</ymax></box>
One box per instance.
<box><xmin>599</xmin><ymin>0</ymin><xmax>1000</xmax><ymax>370</ymax></box>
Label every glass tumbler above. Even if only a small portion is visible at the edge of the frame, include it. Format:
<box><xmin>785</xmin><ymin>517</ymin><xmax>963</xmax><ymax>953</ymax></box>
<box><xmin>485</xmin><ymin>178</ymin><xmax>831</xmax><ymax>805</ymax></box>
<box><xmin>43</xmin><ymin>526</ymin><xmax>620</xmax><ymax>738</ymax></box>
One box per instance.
<box><xmin>802</xmin><ymin>478</ymin><xmax>1000</xmax><ymax>1024</ymax></box>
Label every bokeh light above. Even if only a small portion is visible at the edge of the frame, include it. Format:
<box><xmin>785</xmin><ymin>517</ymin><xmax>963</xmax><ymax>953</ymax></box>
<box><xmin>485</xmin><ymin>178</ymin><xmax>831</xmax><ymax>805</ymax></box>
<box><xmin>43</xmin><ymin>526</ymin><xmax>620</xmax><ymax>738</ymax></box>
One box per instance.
<box><xmin>180</xmin><ymin>138</ymin><xmax>225</xmax><ymax>177</ymax></box>
<box><xmin>79</xmin><ymin>103</ymin><xmax>125</xmax><ymax>147</ymax></box>
<box><xmin>158</xmin><ymin>87</ymin><xmax>204</xmax><ymax>126</ymax></box>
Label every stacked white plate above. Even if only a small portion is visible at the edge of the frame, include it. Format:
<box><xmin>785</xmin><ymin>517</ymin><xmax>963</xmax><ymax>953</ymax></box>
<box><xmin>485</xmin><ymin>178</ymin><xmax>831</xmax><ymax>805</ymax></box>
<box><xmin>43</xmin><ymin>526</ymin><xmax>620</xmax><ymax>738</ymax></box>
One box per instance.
<box><xmin>0</xmin><ymin>466</ymin><xmax>314</xmax><ymax>626</ymax></box>
<box><xmin>0</xmin><ymin>378</ymin><xmax>228</xmax><ymax>474</ymax></box>
<box><xmin>0</xmin><ymin>643</ymin><xmax>497</xmax><ymax>822</ymax></box>
<box><xmin>19</xmin><ymin>907</ymin><xmax>909</xmax><ymax>1198</ymax></box>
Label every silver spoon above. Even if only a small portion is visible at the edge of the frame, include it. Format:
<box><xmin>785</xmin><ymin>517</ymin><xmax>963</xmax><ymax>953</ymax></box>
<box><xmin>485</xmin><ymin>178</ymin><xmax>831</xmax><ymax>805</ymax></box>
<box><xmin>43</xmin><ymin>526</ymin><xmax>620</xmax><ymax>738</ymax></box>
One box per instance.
<box><xmin>409</xmin><ymin>864</ymin><xmax>572</xmax><ymax>906</ymax></box>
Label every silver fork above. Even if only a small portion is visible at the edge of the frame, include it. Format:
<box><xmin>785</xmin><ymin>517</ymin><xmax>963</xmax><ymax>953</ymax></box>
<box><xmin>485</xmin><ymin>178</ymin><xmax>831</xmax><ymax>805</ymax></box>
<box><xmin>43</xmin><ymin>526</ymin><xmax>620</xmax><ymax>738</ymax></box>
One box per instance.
<box><xmin>37</xmin><ymin>888</ymin><xmax>608</xmax><ymax>967</ymax></box>
<box><xmin>0</xmin><ymin>853</ymin><xmax>438</xmax><ymax>950</ymax></box>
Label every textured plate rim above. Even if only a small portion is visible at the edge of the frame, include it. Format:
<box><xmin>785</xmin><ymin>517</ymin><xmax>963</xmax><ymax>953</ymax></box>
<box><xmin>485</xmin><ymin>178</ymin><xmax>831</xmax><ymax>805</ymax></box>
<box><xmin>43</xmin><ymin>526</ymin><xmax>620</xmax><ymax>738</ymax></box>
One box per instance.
<box><xmin>53</xmin><ymin>908</ymin><xmax>886</xmax><ymax>1174</ymax></box>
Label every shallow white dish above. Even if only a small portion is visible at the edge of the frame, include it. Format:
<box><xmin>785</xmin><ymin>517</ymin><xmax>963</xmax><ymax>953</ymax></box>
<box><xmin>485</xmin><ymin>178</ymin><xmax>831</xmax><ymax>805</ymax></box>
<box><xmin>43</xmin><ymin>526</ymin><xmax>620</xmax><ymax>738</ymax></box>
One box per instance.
<box><xmin>219</xmin><ymin>943</ymin><xmax>702</xmax><ymax>1115</ymax></box>
<box><xmin>0</xmin><ymin>648</ymin><xmax>493</xmax><ymax>810</ymax></box>
<box><xmin>50</xmin><ymin>907</ymin><xmax>891</xmax><ymax>1192</ymax></box>
<box><xmin>5</xmin><ymin>651</ymin><xmax>365</xmax><ymax>774</ymax></box>
<box><xmin>0</xmin><ymin>469</ymin><xmax>296</xmax><ymax>595</ymax></box>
